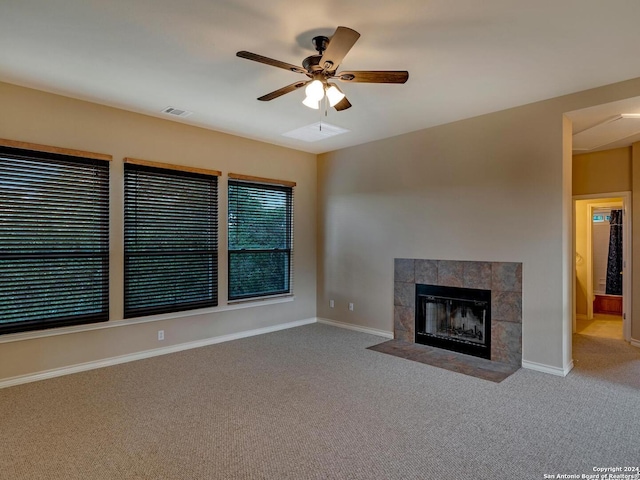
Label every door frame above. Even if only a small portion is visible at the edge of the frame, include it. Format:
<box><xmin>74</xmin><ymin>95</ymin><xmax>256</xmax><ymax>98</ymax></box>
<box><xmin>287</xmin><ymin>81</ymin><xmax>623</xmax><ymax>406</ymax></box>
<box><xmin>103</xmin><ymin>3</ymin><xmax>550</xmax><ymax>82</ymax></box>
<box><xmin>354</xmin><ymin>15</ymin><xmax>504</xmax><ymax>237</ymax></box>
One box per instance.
<box><xmin>573</xmin><ymin>192</ymin><xmax>632</xmax><ymax>342</ymax></box>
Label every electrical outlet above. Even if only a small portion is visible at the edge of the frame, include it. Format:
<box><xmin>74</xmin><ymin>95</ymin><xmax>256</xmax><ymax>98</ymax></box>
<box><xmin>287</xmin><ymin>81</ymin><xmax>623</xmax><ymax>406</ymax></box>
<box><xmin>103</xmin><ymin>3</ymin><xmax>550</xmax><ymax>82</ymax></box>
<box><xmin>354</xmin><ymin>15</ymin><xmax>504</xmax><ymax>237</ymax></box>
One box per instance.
<box><xmin>158</xmin><ymin>330</ymin><xmax>164</xmax><ymax>341</ymax></box>
<box><xmin>349</xmin><ymin>303</ymin><xmax>354</xmax><ymax>311</ymax></box>
<box><xmin>330</xmin><ymin>299</ymin><xmax>335</xmax><ymax>308</ymax></box>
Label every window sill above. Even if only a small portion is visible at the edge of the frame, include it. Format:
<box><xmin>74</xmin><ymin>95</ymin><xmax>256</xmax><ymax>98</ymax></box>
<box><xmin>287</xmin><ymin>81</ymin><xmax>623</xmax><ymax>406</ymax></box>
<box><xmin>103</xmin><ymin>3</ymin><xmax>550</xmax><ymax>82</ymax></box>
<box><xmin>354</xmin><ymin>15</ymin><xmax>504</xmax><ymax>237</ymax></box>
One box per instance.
<box><xmin>227</xmin><ymin>293</ymin><xmax>294</xmax><ymax>305</ymax></box>
<box><xmin>0</xmin><ymin>295</ymin><xmax>295</xmax><ymax>344</ymax></box>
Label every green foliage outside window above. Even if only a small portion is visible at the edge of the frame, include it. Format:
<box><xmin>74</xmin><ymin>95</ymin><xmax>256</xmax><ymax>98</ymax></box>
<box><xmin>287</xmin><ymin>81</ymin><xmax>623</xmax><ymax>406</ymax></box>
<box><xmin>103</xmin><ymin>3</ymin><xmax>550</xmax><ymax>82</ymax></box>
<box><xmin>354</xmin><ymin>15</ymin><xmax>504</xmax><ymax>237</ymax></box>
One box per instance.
<box><xmin>0</xmin><ymin>148</ymin><xmax>109</xmax><ymax>334</ymax></box>
<box><xmin>228</xmin><ymin>181</ymin><xmax>292</xmax><ymax>300</ymax></box>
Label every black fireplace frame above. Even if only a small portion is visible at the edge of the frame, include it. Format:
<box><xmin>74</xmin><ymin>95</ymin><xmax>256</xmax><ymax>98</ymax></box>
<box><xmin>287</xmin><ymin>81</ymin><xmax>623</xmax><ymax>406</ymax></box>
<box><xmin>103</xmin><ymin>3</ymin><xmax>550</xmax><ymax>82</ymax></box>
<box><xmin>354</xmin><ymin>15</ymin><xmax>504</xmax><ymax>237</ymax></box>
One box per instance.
<box><xmin>415</xmin><ymin>284</ymin><xmax>491</xmax><ymax>359</ymax></box>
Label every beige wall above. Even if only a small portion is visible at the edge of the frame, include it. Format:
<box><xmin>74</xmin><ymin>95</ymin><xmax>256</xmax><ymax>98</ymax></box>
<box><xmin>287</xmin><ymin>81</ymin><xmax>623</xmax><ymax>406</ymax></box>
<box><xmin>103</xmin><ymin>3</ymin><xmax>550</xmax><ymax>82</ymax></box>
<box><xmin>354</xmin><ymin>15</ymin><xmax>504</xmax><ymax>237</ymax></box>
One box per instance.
<box><xmin>572</xmin><ymin>145</ymin><xmax>637</xmax><ymax>341</ymax></box>
<box><xmin>0</xmin><ymin>82</ymin><xmax>317</xmax><ymax>382</ymax></box>
<box><xmin>572</xmin><ymin>147</ymin><xmax>632</xmax><ymax>318</ymax></box>
<box><xmin>573</xmin><ymin>147</ymin><xmax>632</xmax><ymax>196</ymax></box>
<box><xmin>317</xmin><ymin>77</ymin><xmax>640</xmax><ymax>371</ymax></box>
<box><xmin>633</xmin><ymin>141</ymin><xmax>640</xmax><ymax>342</ymax></box>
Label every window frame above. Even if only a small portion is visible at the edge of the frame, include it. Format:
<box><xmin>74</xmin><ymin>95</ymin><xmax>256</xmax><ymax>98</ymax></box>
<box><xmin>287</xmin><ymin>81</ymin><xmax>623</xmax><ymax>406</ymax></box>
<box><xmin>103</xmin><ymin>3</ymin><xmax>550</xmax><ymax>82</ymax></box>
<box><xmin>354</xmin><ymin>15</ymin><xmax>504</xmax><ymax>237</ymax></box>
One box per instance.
<box><xmin>0</xmin><ymin>143</ymin><xmax>110</xmax><ymax>335</ymax></box>
<box><xmin>227</xmin><ymin>174</ymin><xmax>295</xmax><ymax>302</ymax></box>
<box><xmin>123</xmin><ymin>158</ymin><xmax>220</xmax><ymax>318</ymax></box>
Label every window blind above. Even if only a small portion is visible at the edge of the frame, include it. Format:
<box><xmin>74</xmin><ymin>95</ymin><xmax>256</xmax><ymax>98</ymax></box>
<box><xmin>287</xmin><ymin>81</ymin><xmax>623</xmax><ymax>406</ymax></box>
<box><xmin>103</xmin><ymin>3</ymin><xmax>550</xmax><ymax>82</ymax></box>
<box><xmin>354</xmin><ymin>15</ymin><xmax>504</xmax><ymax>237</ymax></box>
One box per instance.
<box><xmin>228</xmin><ymin>179</ymin><xmax>293</xmax><ymax>301</ymax></box>
<box><xmin>124</xmin><ymin>162</ymin><xmax>218</xmax><ymax>317</ymax></box>
<box><xmin>0</xmin><ymin>147</ymin><xmax>110</xmax><ymax>335</ymax></box>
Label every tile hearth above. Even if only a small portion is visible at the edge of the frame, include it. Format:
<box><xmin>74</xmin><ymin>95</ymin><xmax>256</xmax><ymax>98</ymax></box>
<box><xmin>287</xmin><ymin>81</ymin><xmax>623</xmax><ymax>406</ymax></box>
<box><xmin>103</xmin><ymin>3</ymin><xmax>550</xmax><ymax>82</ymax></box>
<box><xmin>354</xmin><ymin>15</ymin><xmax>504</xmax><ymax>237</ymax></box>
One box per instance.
<box><xmin>367</xmin><ymin>340</ymin><xmax>519</xmax><ymax>382</ymax></box>
<box><xmin>394</xmin><ymin>258</ymin><xmax>522</xmax><ymax>366</ymax></box>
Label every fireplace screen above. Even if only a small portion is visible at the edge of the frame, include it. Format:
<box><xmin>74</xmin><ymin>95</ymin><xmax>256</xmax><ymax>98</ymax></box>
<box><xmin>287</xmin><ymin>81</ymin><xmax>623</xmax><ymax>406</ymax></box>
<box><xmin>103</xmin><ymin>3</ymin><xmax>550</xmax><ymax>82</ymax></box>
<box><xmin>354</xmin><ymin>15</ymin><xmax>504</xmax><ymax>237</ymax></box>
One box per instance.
<box><xmin>415</xmin><ymin>284</ymin><xmax>491</xmax><ymax>359</ymax></box>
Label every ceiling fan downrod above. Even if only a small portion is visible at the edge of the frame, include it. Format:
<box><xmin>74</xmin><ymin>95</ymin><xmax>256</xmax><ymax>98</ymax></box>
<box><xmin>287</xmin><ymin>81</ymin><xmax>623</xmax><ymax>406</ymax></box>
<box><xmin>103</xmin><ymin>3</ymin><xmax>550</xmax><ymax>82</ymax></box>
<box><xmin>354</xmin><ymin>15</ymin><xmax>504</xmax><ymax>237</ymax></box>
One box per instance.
<box><xmin>312</xmin><ymin>36</ymin><xmax>329</xmax><ymax>54</ymax></box>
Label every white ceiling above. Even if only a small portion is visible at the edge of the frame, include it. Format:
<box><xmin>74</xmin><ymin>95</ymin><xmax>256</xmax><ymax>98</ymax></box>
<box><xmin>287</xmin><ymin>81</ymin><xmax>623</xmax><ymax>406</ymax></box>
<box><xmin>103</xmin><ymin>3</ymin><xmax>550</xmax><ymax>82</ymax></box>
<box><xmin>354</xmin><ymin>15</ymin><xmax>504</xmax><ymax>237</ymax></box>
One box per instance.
<box><xmin>3</xmin><ymin>0</ymin><xmax>640</xmax><ymax>154</ymax></box>
<box><xmin>568</xmin><ymin>95</ymin><xmax>640</xmax><ymax>153</ymax></box>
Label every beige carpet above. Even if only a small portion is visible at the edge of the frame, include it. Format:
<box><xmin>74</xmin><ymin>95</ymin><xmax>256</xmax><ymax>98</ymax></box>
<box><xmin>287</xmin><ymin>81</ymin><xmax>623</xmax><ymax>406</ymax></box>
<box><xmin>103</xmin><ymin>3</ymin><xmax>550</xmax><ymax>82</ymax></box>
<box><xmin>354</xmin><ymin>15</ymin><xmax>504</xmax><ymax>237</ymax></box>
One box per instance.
<box><xmin>1</xmin><ymin>323</ymin><xmax>639</xmax><ymax>479</ymax></box>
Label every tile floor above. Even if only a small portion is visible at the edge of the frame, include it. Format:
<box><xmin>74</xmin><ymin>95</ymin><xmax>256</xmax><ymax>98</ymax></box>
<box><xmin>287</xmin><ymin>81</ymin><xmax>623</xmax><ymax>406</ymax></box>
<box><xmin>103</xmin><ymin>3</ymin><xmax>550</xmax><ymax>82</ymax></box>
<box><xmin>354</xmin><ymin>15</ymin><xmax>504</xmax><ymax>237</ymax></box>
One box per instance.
<box><xmin>367</xmin><ymin>339</ymin><xmax>519</xmax><ymax>383</ymax></box>
<box><xmin>576</xmin><ymin>314</ymin><xmax>623</xmax><ymax>340</ymax></box>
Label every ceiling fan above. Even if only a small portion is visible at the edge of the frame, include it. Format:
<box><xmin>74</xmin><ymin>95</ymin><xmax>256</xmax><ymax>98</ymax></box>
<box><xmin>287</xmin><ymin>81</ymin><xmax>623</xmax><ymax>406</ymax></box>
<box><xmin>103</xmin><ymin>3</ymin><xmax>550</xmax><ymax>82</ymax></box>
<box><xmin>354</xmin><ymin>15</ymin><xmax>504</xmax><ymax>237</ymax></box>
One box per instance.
<box><xmin>236</xmin><ymin>26</ymin><xmax>409</xmax><ymax>111</ymax></box>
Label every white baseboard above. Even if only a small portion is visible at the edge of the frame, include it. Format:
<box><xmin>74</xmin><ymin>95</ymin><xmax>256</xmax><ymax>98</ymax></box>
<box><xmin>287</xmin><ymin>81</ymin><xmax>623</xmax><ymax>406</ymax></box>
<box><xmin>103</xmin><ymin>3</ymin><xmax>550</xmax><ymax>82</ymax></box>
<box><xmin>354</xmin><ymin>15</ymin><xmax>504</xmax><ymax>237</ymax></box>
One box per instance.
<box><xmin>522</xmin><ymin>359</ymin><xmax>574</xmax><ymax>377</ymax></box>
<box><xmin>0</xmin><ymin>317</ymin><xmax>317</xmax><ymax>390</ymax></box>
<box><xmin>317</xmin><ymin>318</ymin><xmax>393</xmax><ymax>339</ymax></box>
<box><xmin>631</xmin><ymin>338</ymin><xmax>640</xmax><ymax>349</ymax></box>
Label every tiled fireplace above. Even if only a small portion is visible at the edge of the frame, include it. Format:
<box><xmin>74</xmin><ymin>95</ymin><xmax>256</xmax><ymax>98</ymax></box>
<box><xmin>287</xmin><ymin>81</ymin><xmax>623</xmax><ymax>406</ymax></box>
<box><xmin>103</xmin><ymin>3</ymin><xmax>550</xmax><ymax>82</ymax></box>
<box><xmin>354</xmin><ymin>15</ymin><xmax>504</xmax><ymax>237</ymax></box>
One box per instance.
<box><xmin>394</xmin><ymin>259</ymin><xmax>522</xmax><ymax>366</ymax></box>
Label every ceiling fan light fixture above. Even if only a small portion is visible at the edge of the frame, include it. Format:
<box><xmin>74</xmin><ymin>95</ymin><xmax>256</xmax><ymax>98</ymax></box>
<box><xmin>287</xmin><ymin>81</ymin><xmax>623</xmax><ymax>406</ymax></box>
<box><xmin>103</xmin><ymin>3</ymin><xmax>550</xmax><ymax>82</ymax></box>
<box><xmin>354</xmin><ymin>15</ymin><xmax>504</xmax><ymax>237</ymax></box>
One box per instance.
<box><xmin>237</xmin><ymin>26</ymin><xmax>407</xmax><ymax>112</ymax></box>
<box><xmin>326</xmin><ymin>85</ymin><xmax>346</xmax><ymax>107</ymax></box>
<box><xmin>302</xmin><ymin>95</ymin><xmax>320</xmax><ymax>109</ymax></box>
<box><xmin>305</xmin><ymin>80</ymin><xmax>324</xmax><ymax>101</ymax></box>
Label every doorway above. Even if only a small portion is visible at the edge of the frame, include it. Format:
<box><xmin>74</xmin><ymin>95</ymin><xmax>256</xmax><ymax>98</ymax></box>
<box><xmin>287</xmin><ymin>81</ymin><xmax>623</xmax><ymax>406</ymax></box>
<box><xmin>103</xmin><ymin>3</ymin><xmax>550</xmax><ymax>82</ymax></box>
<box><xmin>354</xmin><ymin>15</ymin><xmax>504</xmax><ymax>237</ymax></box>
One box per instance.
<box><xmin>573</xmin><ymin>193</ymin><xmax>631</xmax><ymax>341</ymax></box>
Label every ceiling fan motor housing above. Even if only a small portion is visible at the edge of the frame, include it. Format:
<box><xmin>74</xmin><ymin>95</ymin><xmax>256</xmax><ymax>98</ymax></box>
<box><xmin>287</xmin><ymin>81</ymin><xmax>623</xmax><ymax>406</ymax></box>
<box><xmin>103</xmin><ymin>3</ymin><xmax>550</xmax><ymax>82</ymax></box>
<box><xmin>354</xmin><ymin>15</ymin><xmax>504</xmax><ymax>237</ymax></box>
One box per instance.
<box><xmin>302</xmin><ymin>55</ymin><xmax>323</xmax><ymax>73</ymax></box>
<box><xmin>309</xmin><ymin>36</ymin><xmax>335</xmax><ymax>72</ymax></box>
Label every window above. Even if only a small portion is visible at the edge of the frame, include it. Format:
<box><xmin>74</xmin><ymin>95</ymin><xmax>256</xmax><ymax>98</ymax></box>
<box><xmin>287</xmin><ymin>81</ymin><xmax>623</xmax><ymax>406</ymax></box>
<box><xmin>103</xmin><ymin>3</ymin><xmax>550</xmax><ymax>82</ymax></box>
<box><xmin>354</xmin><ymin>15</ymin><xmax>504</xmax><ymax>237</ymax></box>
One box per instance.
<box><xmin>228</xmin><ymin>174</ymin><xmax>294</xmax><ymax>301</ymax></box>
<box><xmin>0</xmin><ymin>145</ymin><xmax>110</xmax><ymax>335</ymax></box>
<box><xmin>593</xmin><ymin>212</ymin><xmax>611</xmax><ymax>223</ymax></box>
<box><xmin>124</xmin><ymin>159</ymin><xmax>219</xmax><ymax>318</ymax></box>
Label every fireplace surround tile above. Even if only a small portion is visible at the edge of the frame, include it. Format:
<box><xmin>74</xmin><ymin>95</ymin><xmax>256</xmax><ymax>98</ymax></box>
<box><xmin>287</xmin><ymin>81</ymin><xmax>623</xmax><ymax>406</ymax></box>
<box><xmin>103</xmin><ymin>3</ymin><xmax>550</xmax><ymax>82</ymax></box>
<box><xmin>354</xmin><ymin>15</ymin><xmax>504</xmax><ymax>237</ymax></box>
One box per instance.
<box><xmin>393</xmin><ymin>258</ymin><xmax>522</xmax><ymax>367</ymax></box>
<box><xmin>415</xmin><ymin>259</ymin><xmax>438</xmax><ymax>284</ymax></box>
<box><xmin>463</xmin><ymin>262</ymin><xmax>492</xmax><ymax>290</ymax></box>
<box><xmin>492</xmin><ymin>346</ymin><xmax>522</xmax><ymax>366</ymax></box>
<box><xmin>491</xmin><ymin>291</ymin><xmax>522</xmax><ymax>323</ymax></box>
<box><xmin>491</xmin><ymin>321</ymin><xmax>522</xmax><ymax>366</ymax></box>
<box><xmin>491</xmin><ymin>262</ymin><xmax>522</xmax><ymax>292</ymax></box>
<box><xmin>394</xmin><ymin>281</ymin><xmax>415</xmax><ymax>307</ymax></box>
<box><xmin>437</xmin><ymin>260</ymin><xmax>464</xmax><ymax>287</ymax></box>
<box><xmin>394</xmin><ymin>258</ymin><xmax>415</xmax><ymax>283</ymax></box>
<box><xmin>394</xmin><ymin>305</ymin><xmax>415</xmax><ymax>333</ymax></box>
<box><xmin>491</xmin><ymin>321</ymin><xmax>522</xmax><ymax>349</ymax></box>
<box><xmin>395</xmin><ymin>329</ymin><xmax>415</xmax><ymax>344</ymax></box>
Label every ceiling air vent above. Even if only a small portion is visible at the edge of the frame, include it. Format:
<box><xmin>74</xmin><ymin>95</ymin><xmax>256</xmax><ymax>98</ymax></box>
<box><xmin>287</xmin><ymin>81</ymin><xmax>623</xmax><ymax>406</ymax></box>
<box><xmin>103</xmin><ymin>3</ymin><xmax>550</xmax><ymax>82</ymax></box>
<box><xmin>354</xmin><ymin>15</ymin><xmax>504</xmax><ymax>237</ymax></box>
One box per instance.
<box><xmin>161</xmin><ymin>107</ymin><xmax>193</xmax><ymax>118</ymax></box>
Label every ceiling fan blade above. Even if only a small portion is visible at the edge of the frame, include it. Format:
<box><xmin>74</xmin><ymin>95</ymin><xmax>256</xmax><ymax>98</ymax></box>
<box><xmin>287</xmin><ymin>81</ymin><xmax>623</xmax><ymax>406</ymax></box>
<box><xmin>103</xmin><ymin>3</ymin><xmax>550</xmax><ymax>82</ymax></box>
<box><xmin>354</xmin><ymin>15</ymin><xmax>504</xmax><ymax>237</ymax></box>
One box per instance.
<box><xmin>257</xmin><ymin>81</ymin><xmax>309</xmax><ymax>101</ymax></box>
<box><xmin>320</xmin><ymin>26</ymin><xmax>361</xmax><ymax>72</ymax></box>
<box><xmin>237</xmin><ymin>51</ymin><xmax>307</xmax><ymax>75</ymax></box>
<box><xmin>337</xmin><ymin>71</ymin><xmax>409</xmax><ymax>84</ymax></box>
<box><xmin>333</xmin><ymin>96</ymin><xmax>352</xmax><ymax>111</ymax></box>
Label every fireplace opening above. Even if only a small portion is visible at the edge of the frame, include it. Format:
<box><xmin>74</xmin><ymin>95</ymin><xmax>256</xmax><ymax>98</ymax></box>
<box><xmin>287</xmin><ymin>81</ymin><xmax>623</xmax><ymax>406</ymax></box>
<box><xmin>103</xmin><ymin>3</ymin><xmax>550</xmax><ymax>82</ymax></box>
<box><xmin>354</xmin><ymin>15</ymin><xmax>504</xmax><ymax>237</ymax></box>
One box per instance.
<box><xmin>415</xmin><ymin>284</ymin><xmax>491</xmax><ymax>359</ymax></box>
